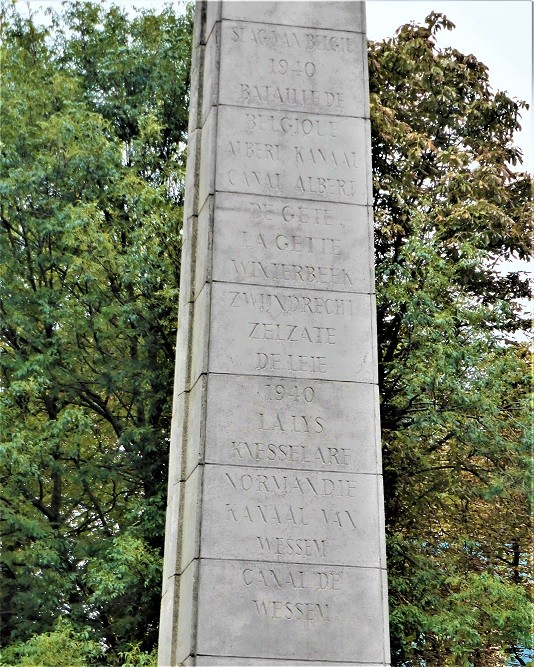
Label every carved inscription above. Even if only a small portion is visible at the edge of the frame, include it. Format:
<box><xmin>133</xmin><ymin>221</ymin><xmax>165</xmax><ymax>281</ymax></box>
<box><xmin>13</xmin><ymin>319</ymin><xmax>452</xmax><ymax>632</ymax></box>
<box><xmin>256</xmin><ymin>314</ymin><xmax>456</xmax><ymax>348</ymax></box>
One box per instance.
<box><xmin>162</xmin><ymin>0</ymin><xmax>389</xmax><ymax>661</ymax></box>
<box><xmin>244</xmin><ymin>565</ymin><xmax>341</xmax><ymax>623</ymax></box>
<box><xmin>195</xmin><ymin>560</ymin><xmax>388</xmax><ymax>662</ymax></box>
<box><xmin>201</xmin><ymin>464</ymin><xmax>382</xmax><ymax>567</ymax></box>
<box><xmin>233</xmin><ymin>259</ymin><xmax>353</xmax><ymax>288</ymax></box>
<box><xmin>231</xmin><ymin>442</ymin><xmax>352</xmax><ymax>468</ymax></box>
<box><xmin>224</xmin><ymin>470</ymin><xmax>360</xmax><ymax>548</ymax></box>
<box><xmin>252</xmin><ymin>599</ymin><xmax>330</xmax><ymax>622</ymax></box>
<box><xmin>242</xmin><ymin>566</ymin><xmax>341</xmax><ymax>590</ymax></box>
<box><xmin>219</xmin><ymin>21</ymin><xmax>367</xmax><ymax>117</ymax></box>
<box><xmin>228</xmin><ymin>289</ymin><xmax>357</xmax><ymax>316</ymax></box>
<box><xmin>209</xmin><ymin>283</ymin><xmax>374</xmax><ymax>382</ymax></box>
<box><xmin>211</xmin><ymin>193</ymin><xmax>373</xmax><ymax>293</ymax></box>
<box><xmin>249</xmin><ymin>323</ymin><xmax>336</xmax><ymax>344</ymax></box>
<box><xmin>229</xmin><ymin>25</ymin><xmax>360</xmax><ymax>54</ymax></box>
<box><xmin>202</xmin><ymin>374</ymin><xmax>382</xmax><ymax>474</ymax></box>
<box><xmin>216</xmin><ymin>106</ymin><xmax>369</xmax><ymax>205</ymax></box>
<box><xmin>224</xmin><ymin>470</ymin><xmax>357</xmax><ymax>497</ymax></box>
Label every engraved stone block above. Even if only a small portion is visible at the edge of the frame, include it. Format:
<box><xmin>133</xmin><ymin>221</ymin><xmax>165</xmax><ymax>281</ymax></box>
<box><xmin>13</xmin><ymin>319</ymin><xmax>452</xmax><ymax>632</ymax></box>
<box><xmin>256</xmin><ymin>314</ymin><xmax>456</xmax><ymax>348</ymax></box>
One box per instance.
<box><xmin>212</xmin><ymin>192</ymin><xmax>374</xmax><ymax>293</ymax></box>
<box><xmin>179</xmin><ymin>465</ymin><xmax>202</xmax><ymax>572</ymax></box>
<box><xmin>183</xmin><ymin>375</ymin><xmax>206</xmax><ymax>479</ymax></box>
<box><xmin>195</xmin><ymin>559</ymin><xmax>388</xmax><ymax>663</ymax></box>
<box><xmin>184</xmin><ymin>129</ymin><xmax>200</xmax><ymax>222</ymax></box>
<box><xmin>159</xmin><ymin>2</ymin><xmax>389</xmax><ymax>664</ymax></box>
<box><xmin>215</xmin><ymin>106</ymin><xmax>371</xmax><ymax>205</ymax></box>
<box><xmin>201</xmin><ymin>24</ymin><xmax>220</xmax><ymax>124</ymax></box>
<box><xmin>219</xmin><ymin>21</ymin><xmax>368</xmax><ymax>118</ymax></box>
<box><xmin>161</xmin><ymin>490</ymin><xmax>182</xmax><ymax>593</ymax></box>
<box><xmin>200</xmin><ymin>464</ymin><xmax>383</xmax><ymax>567</ymax></box>
<box><xmin>176</xmin><ymin>561</ymin><xmax>199</xmax><ymax>664</ymax></box>
<box><xmin>158</xmin><ymin>586</ymin><xmax>176</xmax><ymax>667</ymax></box>
<box><xmin>203</xmin><ymin>373</ymin><xmax>380</xmax><ymax>475</ymax></box>
<box><xmin>208</xmin><ymin>283</ymin><xmax>376</xmax><ymax>383</ymax></box>
<box><xmin>198</xmin><ymin>107</ymin><xmax>217</xmax><ymax>211</ymax></box>
<box><xmin>193</xmin><ymin>197</ymin><xmax>213</xmax><ymax>299</ymax></box>
<box><xmin>188</xmin><ymin>284</ymin><xmax>210</xmax><ymax>390</ymax></box>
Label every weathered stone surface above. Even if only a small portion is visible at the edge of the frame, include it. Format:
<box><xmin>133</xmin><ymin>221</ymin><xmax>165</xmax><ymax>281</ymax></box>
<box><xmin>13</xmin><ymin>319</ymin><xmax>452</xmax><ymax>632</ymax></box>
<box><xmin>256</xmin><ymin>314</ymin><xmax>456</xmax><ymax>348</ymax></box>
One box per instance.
<box><xmin>211</xmin><ymin>193</ymin><xmax>374</xmax><ymax>293</ymax></box>
<box><xmin>194</xmin><ymin>198</ymin><xmax>213</xmax><ymax>299</ymax></box>
<box><xmin>197</xmin><ymin>107</ymin><xmax>217</xmax><ymax>211</ymax></box>
<box><xmin>208</xmin><ymin>283</ymin><xmax>377</xmax><ymax>383</ymax></box>
<box><xmin>158</xmin><ymin>586</ymin><xmax>176</xmax><ymax>667</ymax></box>
<box><xmin>195</xmin><ymin>559</ymin><xmax>388</xmax><ymax>663</ymax></box>
<box><xmin>175</xmin><ymin>561</ymin><xmax>199</xmax><ymax>664</ymax></box>
<box><xmin>161</xmin><ymin>490</ymin><xmax>182</xmax><ymax>594</ymax></box>
<box><xmin>200</xmin><ymin>464</ymin><xmax>383</xmax><ymax>568</ymax></box>
<box><xmin>179</xmin><ymin>465</ymin><xmax>203</xmax><ymax>572</ymax></box>
<box><xmin>159</xmin><ymin>2</ymin><xmax>389</xmax><ymax>664</ymax></box>
<box><xmin>218</xmin><ymin>21</ymin><xmax>368</xmax><ymax>118</ymax></box>
<box><xmin>203</xmin><ymin>373</ymin><xmax>380</xmax><ymax>475</ymax></box>
<box><xmin>183</xmin><ymin>375</ymin><xmax>206</xmax><ymax>479</ymax></box>
<box><xmin>204</xmin><ymin>1</ymin><xmax>366</xmax><ymax>41</ymax></box>
<box><xmin>188</xmin><ymin>659</ymin><xmax>381</xmax><ymax>666</ymax></box>
<box><xmin>200</xmin><ymin>24</ymin><xmax>220</xmax><ymax>124</ymax></box>
<box><xmin>216</xmin><ymin>106</ymin><xmax>371</xmax><ymax>205</ymax></box>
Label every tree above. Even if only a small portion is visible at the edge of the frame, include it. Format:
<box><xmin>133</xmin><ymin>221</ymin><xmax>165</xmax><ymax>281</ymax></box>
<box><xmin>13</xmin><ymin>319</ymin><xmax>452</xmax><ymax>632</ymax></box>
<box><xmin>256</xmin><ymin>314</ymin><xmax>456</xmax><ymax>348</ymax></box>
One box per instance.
<box><xmin>369</xmin><ymin>13</ymin><xmax>532</xmax><ymax>666</ymax></box>
<box><xmin>0</xmin><ymin>4</ymin><xmax>531</xmax><ymax>666</ymax></box>
<box><xmin>0</xmin><ymin>2</ymin><xmax>192</xmax><ymax>661</ymax></box>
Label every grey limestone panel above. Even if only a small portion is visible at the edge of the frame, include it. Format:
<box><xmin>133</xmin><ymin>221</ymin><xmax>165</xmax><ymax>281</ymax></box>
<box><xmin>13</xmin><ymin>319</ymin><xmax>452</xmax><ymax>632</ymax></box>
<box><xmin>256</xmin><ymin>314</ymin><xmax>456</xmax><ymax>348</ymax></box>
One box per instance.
<box><xmin>211</xmin><ymin>192</ymin><xmax>374</xmax><ymax>294</ymax></box>
<box><xmin>179</xmin><ymin>465</ymin><xmax>203</xmax><ymax>573</ymax></box>
<box><xmin>188</xmin><ymin>36</ymin><xmax>204</xmax><ymax>135</ymax></box>
<box><xmin>161</xmin><ymin>489</ymin><xmax>182</xmax><ymax>593</ymax></box>
<box><xmin>183</xmin><ymin>376</ymin><xmax>207</xmax><ymax>480</ymax></box>
<box><xmin>198</xmin><ymin>107</ymin><xmax>217</xmax><ymax>213</ymax></box>
<box><xmin>207</xmin><ymin>282</ymin><xmax>376</xmax><ymax>383</ymax></box>
<box><xmin>188</xmin><ymin>283</ymin><xmax>211</xmax><ymax>390</ymax></box>
<box><xmin>195</xmin><ymin>558</ymin><xmax>386</xmax><ymax>663</ymax></box>
<box><xmin>168</xmin><ymin>382</ymin><xmax>187</xmax><ymax>491</ymax></box>
<box><xmin>369</xmin><ymin>292</ymin><xmax>380</xmax><ymax>378</ymax></box>
<box><xmin>172</xmin><ymin>283</ymin><xmax>211</xmax><ymax>397</ymax></box>
<box><xmin>219</xmin><ymin>20</ymin><xmax>367</xmax><ymax>118</ymax></box>
<box><xmin>202</xmin><ymin>2</ymin><xmax>366</xmax><ymax>46</ymax></box>
<box><xmin>200</xmin><ymin>464</ymin><xmax>383</xmax><ymax>567</ymax></box>
<box><xmin>176</xmin><ymin>561</ymin><xmax>200</xmax><ymax>665</ymax></box>
<box><xmin>172</xmin><ymin>300</ymin><xmax>192</xmax><ymax>397</ymax></box>
<box><xmin>193</xmin><ymin>197</ymin><xmax>213</xmax><ymax>300</ymax></box>
<box><xmin>193</xmin><ymin>1</ymin><xmax>207</xmax><ymax>47</ymax></box>
<box><xmin>219</xmin><ymin>1</ymin><xmax>365</xmax><ymax>33</ymax></box>
<box><xmin>381</xmin><ymin>567</ymin><xmax>391</xmax><ymax>662</ymax></box>
<box><xmin>215</xmin><ymin>106</ymin><xmax>371</xmax><ymax>206</ymax></box>
<box><xmin>377</xmin><ymin>475</ymin><xmax>387</xmax><ymax>570</ymax></box>
<box><xmin>203</xmin><ymin>1</ymin><xmax>221</xmax><ymax>45</ymax></box>
<box><xmin>184</xmin><ymin>129</ymin><xmax>200</xmax><ymax>223</ymax></box>
<box><xmin>158</xmin><ymin>584</ymin><xmax>176</xmax><ymax>667</ymax></box>
<box><xmin>203</xmin><ymin>373</ymin><xmax>380</xmax><ymax>475</ymax></box>
<box><xmin>190</xmin><ymin>659</ymin><xmax>383</xmax><ymax>666</ymax></box>
<box><xmin>201</xmin><ymin>23</ymin><xmax>220</xmax><ymax>125</ymax></box>
<box><xmin>179</xmin><ymin>213</ymin><xmax>195</xmax><ymax>306</ymax></box>
<box><xmin>162</xmin><ymin>2</ymin><xmax>389</xmax><ymax>664</ymax></box>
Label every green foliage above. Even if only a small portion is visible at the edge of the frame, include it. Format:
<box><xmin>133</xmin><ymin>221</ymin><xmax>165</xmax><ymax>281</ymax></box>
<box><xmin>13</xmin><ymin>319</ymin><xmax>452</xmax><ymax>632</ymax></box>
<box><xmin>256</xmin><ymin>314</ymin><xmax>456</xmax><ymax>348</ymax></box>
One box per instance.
<box><xmin>118</xmin><ymin>645</ymin><xmax>158</xmax><ymax>667</ymax></box>
<box><xmin>0</xmin><ymin>620</ymin><xmax>156</xmax><ymax>667</ymax></box>
<box><xmin>0</xmin><ymin>619</ymin><xmax>102</xmax><ymax>666</ymax></box>
<box><xmin>0</xmin><ymin>0</ymin><xmax>192</xmax><ymax>660</ymax></box>
<box><xmin>369</xmin><ymin>12</ymin><xmax>532</xmax><ymax>666</ymax></box>
<box><xmin>0</xmin><ymin>4</ymin><xmax>531</xmax><ymax>666</ymax></box>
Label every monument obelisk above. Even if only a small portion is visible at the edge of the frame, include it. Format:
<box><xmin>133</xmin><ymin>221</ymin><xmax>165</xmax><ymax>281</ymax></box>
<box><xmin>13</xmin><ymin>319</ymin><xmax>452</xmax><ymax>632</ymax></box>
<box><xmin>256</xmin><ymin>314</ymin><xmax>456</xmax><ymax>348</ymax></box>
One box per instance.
<box><xmin>158</xmin><ymin>2</ymin><xmax>390</xmax><ymax>664</ymax></box>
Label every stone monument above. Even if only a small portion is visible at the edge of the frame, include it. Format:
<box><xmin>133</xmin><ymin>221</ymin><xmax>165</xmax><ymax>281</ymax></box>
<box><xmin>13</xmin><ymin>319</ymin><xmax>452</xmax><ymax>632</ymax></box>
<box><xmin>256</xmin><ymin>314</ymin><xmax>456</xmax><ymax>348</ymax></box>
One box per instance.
<box><xmin>158</xmin><ymin>2</ymin><xmax>390</xmax><ymax>664</ymax></box>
